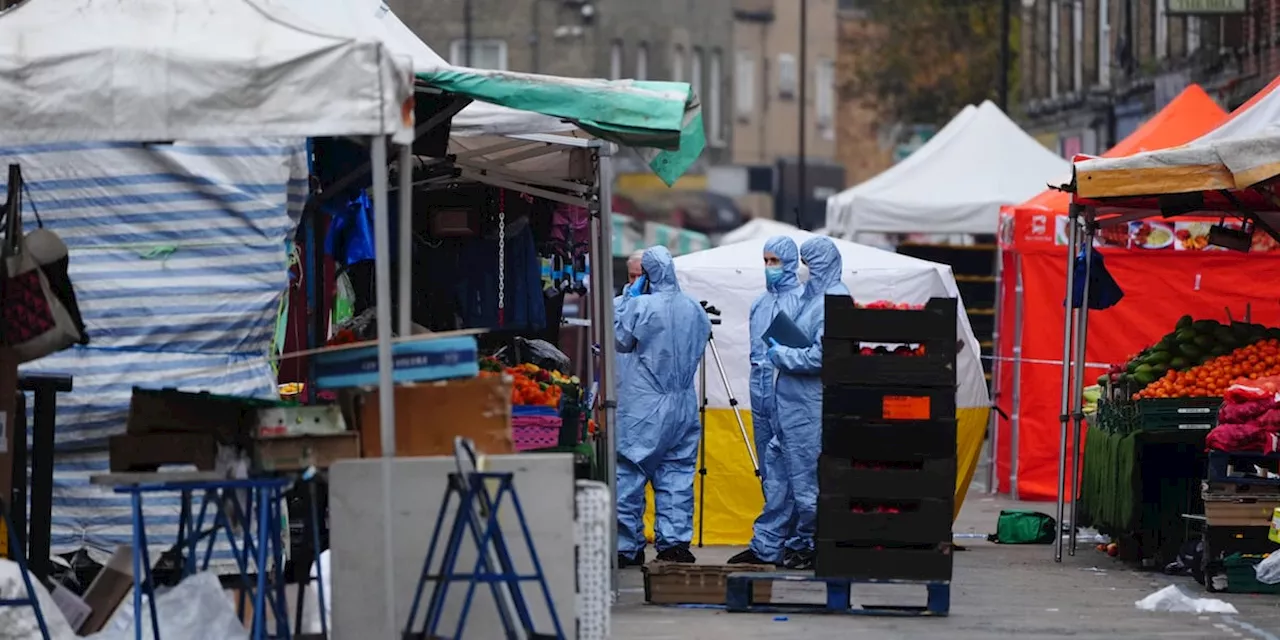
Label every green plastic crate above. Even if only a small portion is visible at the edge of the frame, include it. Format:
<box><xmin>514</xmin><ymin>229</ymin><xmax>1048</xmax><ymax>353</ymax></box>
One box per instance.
<box><xmin>1135</xmin><ymin>397</ymin><xmax>1221</xmax><ymax>432</ymax></box>
<box><xmin>1096</xmin><ymin>398</ymin><xmax>1139</xmax><ymax>435</ymax></box>
<box><xmin>1222</xmin><ymin>553</ymin><xmax>1280</xmax><ymax>594</ymax></box>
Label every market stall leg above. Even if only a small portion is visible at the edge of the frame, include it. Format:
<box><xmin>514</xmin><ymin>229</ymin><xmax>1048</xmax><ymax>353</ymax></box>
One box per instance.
<box><xmin>988</xmin><ymin>242</ymin><xmax>1005</xmax><ymax>493</ymax></box>
<box><xmin>593</xmin><ymin>145</ymin><xmax>620</xmax><ymax>580</ymax></box>
<box><xmin>1010</xmin><ymin>254</ymin><xmax>1025</xmax><ymax>500</ymax></box>
<box><xmin>1055</xmin><ymin>205</ymin><xmax>1081</xmax><ymax>562</ymax></box>
<box><xmin>398</xmin><ymin>143</ymin><xmax>413</xmax><ymax>336</ymax></box>
<box><xmin>1068</xmin><ymin>220</ymin><xmax>1096</xmax><ymax>555</ymax></box>
<box><xmin>369</xmin><ymin>136</ymin><xmax>399</xmax><ymax>633</ymax></box>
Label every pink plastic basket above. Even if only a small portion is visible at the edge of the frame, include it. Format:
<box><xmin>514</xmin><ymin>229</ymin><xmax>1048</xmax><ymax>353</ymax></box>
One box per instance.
<box><xmin>513</xmin><ymin>422</ymin><xmax>563</xmax><ymax>451</ymax></box>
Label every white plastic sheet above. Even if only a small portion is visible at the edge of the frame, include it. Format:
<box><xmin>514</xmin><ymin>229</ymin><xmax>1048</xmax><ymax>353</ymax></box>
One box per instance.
<box><xmin>0</xmin><ymin>560</ymin><xmax>76</xmax><ymax>640</ymax></box>
<box><xmin>90</xmin><ymin>572</ymin><xmax>249</xmax><ymax>640</ymax></box>
<box><xmin>1134</xmin><ymin>585</ymin><xmax>1238</xmax><ymax>614</ymax></box>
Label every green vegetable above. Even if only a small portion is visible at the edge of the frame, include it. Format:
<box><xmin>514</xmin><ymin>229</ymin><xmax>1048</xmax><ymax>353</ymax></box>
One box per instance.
<box><xmin>1146</xmin><ymin>350</ymin><xmax>1172</xmax><ymax>365</ymax></box>
<box><xmin>1175</xmin><ymin>329</ymin><xmax>1198</xmax><ymax>343</ymax></box>
<box><xmin>1169</xmin><ymin>357</ymin><xmax>1190</xmax><ymax>369</ymax></box>
<box><xmin>1179</xmin><ymin>343</ymin><xmax>1203</xmax><ymax>358</ymax></box>
<box><xmin>1175</xmin><ymin>315</ymin><xmax>1194</xmax><ymax>330</ymax></box>
<box><xmin>1134</xmin><ymin>371</ymin><xmax>1156</xmax><ymax>385</ymax></box>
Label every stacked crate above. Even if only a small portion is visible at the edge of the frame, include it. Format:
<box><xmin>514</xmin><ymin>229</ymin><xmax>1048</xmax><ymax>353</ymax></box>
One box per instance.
<box><xmin>816</xmin><ymin>296</ymin><xmax>958</xmax><ymax>581</ymax></box>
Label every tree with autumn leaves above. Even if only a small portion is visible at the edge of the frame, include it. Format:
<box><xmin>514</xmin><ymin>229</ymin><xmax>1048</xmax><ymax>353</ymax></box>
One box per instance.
<box><xmin>842</xmin><ymin>0</ymin><xmax>1018</xmax><ymax>127</ymax></box>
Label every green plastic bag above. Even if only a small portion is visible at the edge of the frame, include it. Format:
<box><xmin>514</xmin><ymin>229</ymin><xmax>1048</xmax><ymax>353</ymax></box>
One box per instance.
<box><xmin>988</xmin><ymin>510</ymin><xmax>1057</xmax><ymax>545</ymax></box>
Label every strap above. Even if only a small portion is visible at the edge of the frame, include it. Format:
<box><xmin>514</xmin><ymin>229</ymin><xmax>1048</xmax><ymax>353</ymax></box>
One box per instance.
<box><xmin>21</xmin><ymin>181</ymin><xmax>42</xmax><ymax>229</ymax></box>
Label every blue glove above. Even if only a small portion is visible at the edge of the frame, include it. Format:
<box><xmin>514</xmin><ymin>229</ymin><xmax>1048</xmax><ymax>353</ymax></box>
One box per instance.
<box><xmin>627</xmin><ymin>275</ymin><xmax>647</xmax><ymax>298</ymax></box>
<box><xmin>766</xmin><ymin>337</ymin><xmax>780</xmax><ymax>362</ymax></box>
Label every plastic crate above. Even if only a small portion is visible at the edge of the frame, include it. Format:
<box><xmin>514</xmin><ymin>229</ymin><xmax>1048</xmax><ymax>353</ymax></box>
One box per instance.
<box><xmin>822</xmin><ymin>419</ymin><xmax>956</xmax><ymax>460</ymax></box>
<box><xmin>1095</xmin><ymin>398</ymin><xmax>1139</xmax><ymax>435</ymax></box>
<box><xmin>1222</xmin><ymin>553</ymin><xmax>1280</xmax><ymax>594</ymax></box>
<box><xmin>814</xmin><ymin>541</ymin><xmax>954</xmax><ymax>581</ymax></box>
<box><xmin>818</xmin><ymin>454</ymin><xmax>956</xmax><ymax>501</ymax></box>
<box><xmin>822</xmin><ymin>337</ymin><xmax>957</xmax><ymax>388</ymax></box>
<box><xmin>823</xmin><ymin>385</ymin><xmax>957</xmax><ymax>423</ymax></box>
<box><xmin>824</xmin><ymin>296</ymin><xmax>958</xmax><ymax>348</ymax></box>
<box><xmin>1135</xmin><ymin>397</ymin><xmax>1221</xmax><ymax>432</ymax></box>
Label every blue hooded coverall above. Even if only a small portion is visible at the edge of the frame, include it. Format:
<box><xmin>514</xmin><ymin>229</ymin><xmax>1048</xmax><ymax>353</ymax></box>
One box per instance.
<box><xmin>767</xmin><ymin>237</ymin><xmax>850</xmax><ymax>553</ymax></box>
<box><xmin>614</xmin><ymin>246</ymin><xmax>712</xmax><ymax>554</ymax></box>
<box><xmin>746</xmin><ymin>236</ymin><xmax>805</xmax><ymax>562</ymax></box>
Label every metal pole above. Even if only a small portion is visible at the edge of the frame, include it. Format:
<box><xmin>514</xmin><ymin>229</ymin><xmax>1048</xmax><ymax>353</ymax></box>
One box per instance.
<box><xmin>797</xmin><ymin>0</ymin><xmax>808</xmax><ymax>229</ymax></box>
<box><xmin>696</xmin><ymin>352</ymin><xmax>708</xmax><ymax>547</ymax></box>
<box><xmin>1055</xmin><ymin>205</ymin><xmax>1081</xmax><ymax>562</ymax></box>
<box><xmin>398</xmin><ymin>144</ymin><xmax>413</xmax><ymax>337</ymax></box>
<box><xmin>987</xmin><ymin>242</ymin><xmax>1006</xmax><ymax>493</ymax></box>
<box><xmin>369</xmin><ymin>136</ymin><xmax>399</xmax><ymax>632</ymax></box>
<box><xmin>1010</xmin><ymin>253</ymin><xmax>1025</xmax><ymax>500</ymax></box>
<box><xmin>464</xmin><ymin>0</ymin><xmax>474</xmax><ymax>67</ymax></box>
<box><xmin>595</xmin><ymin>146</ymin><xmax>620</xmax><ymax>588</ymax></box>
<box><xmin>998</xmin><ymin>0</ymin><xmax>1011</xmax><ymax>110</ymax></box>
<box><xmin>1068</xmin><ymin>219</ymin><xmax>1096</xmax><ymax>555</ymax></box>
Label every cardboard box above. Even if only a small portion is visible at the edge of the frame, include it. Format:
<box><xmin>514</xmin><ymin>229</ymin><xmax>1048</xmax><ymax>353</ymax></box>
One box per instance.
<box><xmin>1204</xmin><ymin>498</ymin><xmax>1280</xmax><ymax>527</ymax></box>
<box><xmin>49</xmin><ymin>584</ymin><xmax>91</xmax><ymax>632</ymax></box>
<box><xmin>254</xmin><ymin>432</ymin><xmax>360</xmax><ymax>472</ymax></box>
<box><xmin>642</xmin><ymin>563</ymin><xmax>773</xmax><ymax>605</ymax></box>
<box><xmin>359</xmin><ymin>376</ymin><xmax>513</xmax><ymax>457</ymax></box>
<box><xmin>80</xmin><ymin>546</ymin><xmax>134</xmax><ymax>634</ymax></box>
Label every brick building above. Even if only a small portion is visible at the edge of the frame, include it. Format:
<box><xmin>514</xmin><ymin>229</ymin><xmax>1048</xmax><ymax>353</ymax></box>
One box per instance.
<box><xmin>1020</xmin><ymin>0</ymin><xmax>1261</xmax><ymax>158</ymax></box>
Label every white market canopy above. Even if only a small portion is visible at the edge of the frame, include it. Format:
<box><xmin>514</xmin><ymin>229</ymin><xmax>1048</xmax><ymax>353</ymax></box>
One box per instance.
<box><xmin>826</xmin><ymin>101</ymin><xmax>1070</xmax><ymax>236</ymax></box>
<box><xmin>1074</xmin><ymin>77</ymin><xmax>1280</xmax><ymax>201</ymax></box>
<box><xmin>719</xmin><ymin>218</ymin><xmax>802</xmax><ymax>245</ymax></box>
<box><xmin>0</xmin><ymin>0</ymin><xmax>415</xmax><ymax>143</ymax></box>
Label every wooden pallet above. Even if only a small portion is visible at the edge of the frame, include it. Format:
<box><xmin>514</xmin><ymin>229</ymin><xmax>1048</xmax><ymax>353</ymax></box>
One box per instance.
<box><xmin>724</xmin><ymin>572</ymin><xmax>950</xmax><ymax>617</ymax></box>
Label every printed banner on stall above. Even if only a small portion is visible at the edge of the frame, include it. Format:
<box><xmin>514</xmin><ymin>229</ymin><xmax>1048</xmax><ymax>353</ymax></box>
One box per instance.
<box><xmin>1006</xmin><ymin>211</ymin><xmax>1280</xmax><ymax>255</ymax></box>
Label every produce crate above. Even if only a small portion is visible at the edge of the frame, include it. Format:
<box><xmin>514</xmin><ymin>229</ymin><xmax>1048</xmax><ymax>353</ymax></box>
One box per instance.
<box><xmin>823</xmin><ymin>385</ymin><xmax>957</xmax><ymax>423</ymax></box>
<box><xmin>824</xmin><ymin>296</ymin><xmax>958</xmax><ymax>354</ymax></box>
<box><xmin>822</xmin><ymin>337</ymin><xmax>957</xmax><ymax>388</ymax></box>
<box><xmin>642</xmin><ymin>563</ymin><xmax>773</xmax><ymax>605</ymax></box>
<box><xmin>1095</xmin><ymin>398</ymin><xmax>1139</xmax><ymax>435</ymax></box>
<box><xmin>814</xmin><ymin>541</ymin><xmax>953</xmax><ymax>581</ymax></box>
<box><xmin>1135</xmin><ymin>397</ymin><xmax>1221</xmax><ymax>432</ymax></box>
<box><xmin>1203</xmin><ymin>496</ymin><xmax>1280</xmax><ymax>527</ymax></box>
<box><xmin>818</xmin><ymin>454</ymin><xmax>956</xmax><ymax>500</ymax></box>
<box><xmin>1207</xmin><ymin>451</ymin><xmax>1280</xmax><ymax>487</ymax></box>
<box><xmin>1221</xmin><ymin>553</ymin><xmax>1280</xmax><ymax>594</ymax></box>
<box><xmin>822</xmin><ymin>419</ymin><xmax>956</xmax><ymax>460</ymax></box>
<box><xmin>816</xmin><ymin>495</ymin><xmax>952</xmax><ymax>545</ymax></box>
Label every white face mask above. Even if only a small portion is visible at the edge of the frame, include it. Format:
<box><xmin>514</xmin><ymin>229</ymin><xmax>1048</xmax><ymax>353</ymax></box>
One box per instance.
<box><xmin>797</xmin><ymin>263</ymin><xmax>811</xmax><ymax>282</ymax></box>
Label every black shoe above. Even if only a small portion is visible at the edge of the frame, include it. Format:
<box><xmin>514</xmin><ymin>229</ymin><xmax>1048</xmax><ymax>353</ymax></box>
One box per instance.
<box><xmin>618</xmin><ymin>549</ymin><xmax>645</xmax><ymax>568</ymax></box>
<box><xmin>655</xmin><ymin>544</ymin><xmax>697</xmax><ymax>563</ymax></box>
<box><xmin>727</xmin><ymin>549</ymin><xmax>773</xmax><ymax>565</ymax></box>
<box><xmin>782</xmin><ymin>548</ymin><xmax>814</xmax><ymax>570</ymax></box>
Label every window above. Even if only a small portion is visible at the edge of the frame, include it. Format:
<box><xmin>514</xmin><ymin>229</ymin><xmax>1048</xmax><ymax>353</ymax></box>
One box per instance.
<box><xmin>777</xmin><ymin>53</ymin><xmax>798</xmax><ymax>99</ymax></box>
<box><xmin>691</xmin><ymin>47</ymin><xmax>704</xmax><ymax>97</ymax></box>
<box><xmin>636</xmin><ymin>42</ymin><xmax>649</xmax><ymax>80</ymax></box>
<box><xmin>816</xmin><ymin>58</ymin><xmax>835</xmax><ymax>140</ymax></box>
<box><xmin>1187</xmin><ymin>16</ymin><xmax>1201</xmax><ymax>53</ymax></box>
<box><xmin>708</xmin><ymin>49</ymin><xmax>723</xmax><ymax>144</ymax></box>
<box><xmin>1048</xmin><ymin>1</ymin><xmax>1059</xmax><ymax>98</ymax></box>
<box><xmin>672</xmin><ymin>46</ymin><xmax>685</xmax><ymax>83</ymax></box>
<box><xmin>610</xmin><ymin>41</ymin><xmax>623</xmax><ymax>80</ymax></box>
<box><xmin>449</xmin><ymin>39</ymin><xmax>508</xmax><ymax>71</ymax></box>
<box><xmin>1072</xmin><ymin>0</ymin><xmax>1084</xmax><ymax>91</ymax></box>
<box><xmin>1155</xmin><ymin>0</ymin><xmax>1167</xmax><ymax>59</ymax></box>
<box><xmin>735</xmin><ymin>51</ymin><xmax>756</xmax><ymax>119</ymax></box>
<box><xmin>1098</xmin><ymin>0</ymin><xmax>1111</xmax><ymax>87</ymax></box>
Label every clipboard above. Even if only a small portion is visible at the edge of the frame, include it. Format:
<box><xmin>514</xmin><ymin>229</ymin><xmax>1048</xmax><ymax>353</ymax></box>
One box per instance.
<box><xmin>763</xmin><ymin>311</ymin><xmax>810</xmax><ymax>349</ymax></box>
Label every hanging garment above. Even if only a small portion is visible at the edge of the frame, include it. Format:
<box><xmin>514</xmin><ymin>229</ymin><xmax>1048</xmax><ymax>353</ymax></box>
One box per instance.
<box><xmin>456</xmin><ymin>221</ymin><xmax>546</xmax><ymax>331</ymax></box>
<box><xmin>1067</xmin><ymin>246</ymin><xmax>1124</xmax><ymax>310</ymax></box>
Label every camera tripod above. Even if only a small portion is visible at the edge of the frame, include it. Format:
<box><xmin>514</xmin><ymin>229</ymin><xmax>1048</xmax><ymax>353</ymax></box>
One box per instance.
<box><xmin>696</xmin><ymin>301</ymin><xmax>763</xmax><ymax>548</ymax></box>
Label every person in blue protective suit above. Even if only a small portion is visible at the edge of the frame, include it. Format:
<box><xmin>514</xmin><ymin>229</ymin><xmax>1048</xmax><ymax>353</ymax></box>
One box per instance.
<box><xmin>728</xmin><ymin>236</ymin><xmax>805</xmax><ymax>566</ymax></box>
<box><xmin>768</xmin><ymin>236</ymin><xmax>849</xmax><ymax>570</ymax></box>
<box><xmin>613</xmin><ymin>246</ymin><xmax>712</xmax><ymax>567</ymax></box>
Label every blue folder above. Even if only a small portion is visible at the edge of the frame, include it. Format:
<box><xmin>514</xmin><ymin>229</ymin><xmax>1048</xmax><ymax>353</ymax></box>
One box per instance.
<box><xmin>763</xmin><ymin>311</ymin><xmax>811</xmax><ymax>349</ymax></box>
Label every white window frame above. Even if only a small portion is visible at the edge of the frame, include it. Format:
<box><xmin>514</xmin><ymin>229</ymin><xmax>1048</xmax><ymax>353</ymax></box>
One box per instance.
<box><xmin>1072</xmin><ymin>0</ymin><xmax>1084</xmax><ymax>91</ymax></box>
<box><xmin>1155</xmin><ymin>0</ymin><xmax>1168</xmax><ymax>59</ymax></box>
<box><xmin>709</xmin><ymin>49</ymin><xmax>724</xmax><ymax>145</ymax></box>
<box><xmin>691</xmin><ymin>47</ymin><xmax>704</xmax><ymax>98</ymax></box>
<box><xmin>672</xmin><ymin>45</ymin><xmax>685</xmax><ymax>83</ymax></box>
<box><xmin>735</xmin><ymin>51</ymin><xmax>756</xmax><ymax>119</ymax></box>
<box><xmin>777</xmin><ymin>53</ymin><xmax>798</xmax><ymax>99</ymax></box>
<box><xmin>1187</xmin><ymin>15</ymin><xmax>1201</xmax><ymax>53</ymax></box>
<box><xmin>610</xmin><ymin>41</ymin><xmax>623</xmax><ymax>80</ymax></box>
<box><xmin>449</xmin><ymin>39</ymin><xmax>509</xmax><ymax>71</ymax></box>
<box><xmin>1098</xmin><ymin>0</ymin><xmax>1111</xmax><ymax>87</ymax></box>
<box><xmin>1049</xmin><ymin>0</ymin><xmax>1059</xmax><ymax>98</ymax></box>
<box><xmin>816</xmin><ymin>58</ymin><xmax>835</xmax><ymax>140</ymax></box>
<box><xmin>636</xmin><ymin>42</ymin><xmax>649</xmax><ymax>81</ymax></box>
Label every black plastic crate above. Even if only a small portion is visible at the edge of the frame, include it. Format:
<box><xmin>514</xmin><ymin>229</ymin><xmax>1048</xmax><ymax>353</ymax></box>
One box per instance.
<box><xmin>816</xmin><ymin>496</ymin><xmax>952</xmax><ymax>545</ymax></box>
<box><xmin>814</xmin><ymin>541</ymin><xmax>954</xmax><ymax>581</ymax></box>
<box><xmin>824</xmin><ymin>385</ymin><xmax>957</xmax><ymax>423</ymax></box>
<box><xmin>822</xmin><ymin>419</ymin><xmax>957</xmax><ymax>460</ymax></box>
<box><xmin>1207</xmin><ymin>451</ymin><xmax>1280</xmax><ymax>487</ymax></box>
<box><xmin>822</xmin><ymin>337</ymin><xmax>957</xmax><ymax>388</ymax></box>
<box><xmin>824</xmin><ymin>296</ymin><xmax>958</xmax><ymax>346</ymax></box>
<box><xmin>818</xmin><ymin>454</ymin><xmax>956</xmax><ymax>500</ymax></box>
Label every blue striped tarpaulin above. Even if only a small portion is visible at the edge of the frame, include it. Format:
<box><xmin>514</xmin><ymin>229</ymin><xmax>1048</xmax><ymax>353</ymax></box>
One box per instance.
<box><xmin>0</xmin><ymin>139</ymin><xmax>306</xmax><ymax>562</ymax></box>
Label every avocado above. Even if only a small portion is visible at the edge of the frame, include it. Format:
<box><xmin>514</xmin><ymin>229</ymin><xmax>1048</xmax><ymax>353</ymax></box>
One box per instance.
<box><xmin>1267</xmin><ymin>327</ymin><xmax>1280</xmax><ymax>340</ymax></box>
<box><xmin>1146</xmin><ymin>350</ymin><xmax>1172</xmax><ymax>365</ymax></box>
<box><xmin>1134</xmin><ymin>371</ymin><xmax>1156</xmax><ymax>385</ymax></box>
<box><xmin>1210</xmin><ymin>345</ymin><xmax>1232</xmax><ymax>357</ymax></box>
<box><xmin>1151</xmin><ymin>363</ymin><xmax>1170</xmax><ymax>375</ymax></box>
<box><xmin>1097</xmin><ymin>374</ymin><xmax>1109</xmax><ymax>387</ymax></box>
<box><xmin>1232</xmin><ymin>323</ymin><xmax>1253</xmax><ymax>341</ymax></box>
<box><xmin>1193</xmin><ymin>319</ymin><xmax>1220</xmax><ymax>332</ymax></box>
<box><xmin>1193</xmin><ymin>335</ymin><xmax>1216</xmax><ymax>349</ymax></box>
<box><xmin>1175</xmin><ymin>315</ymin><xmax>1194</xmax><ymax>330</ymax></box>
<box><xmin>1135</xmin><ymin>363</ymin><xmax>1154</xmax><ymax>374</ymax></box>
<box><xmin>1213</xmin><ymin>326</ymin><xmax>1236</xmax><ymax>343</ymax></box>
<box><xmin>1127</xmin><ymin>360</ymin><xmax>1140</xmax><ymax>373</ymax></box>
<box><xmin>1169</xmin><ymin>357</ymin><xmax>1190</xmax><ymax>369</ymax></box>
<box><xmin>1175</xmin><ymin>329</ymin><xmax>1198</xmax><ymax>343</ymax></box>
<box><xmin>1179</xmin><ymin>343</ymin><xmax>1203</xmax><ymax>358</ymax></box>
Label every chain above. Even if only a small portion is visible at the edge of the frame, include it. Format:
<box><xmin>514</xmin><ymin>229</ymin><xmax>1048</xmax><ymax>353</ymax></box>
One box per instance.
<box><xmin>497</xmin><ymin>190</ymin><xmax>506</xmax><ymax>328</ymax></box>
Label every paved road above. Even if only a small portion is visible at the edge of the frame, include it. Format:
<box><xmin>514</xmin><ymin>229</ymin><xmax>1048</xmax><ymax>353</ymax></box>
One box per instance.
<box><xmin>612</xmin><ymin>496</ymin><xmax>1280</xmax><ymax>639</ymax></box>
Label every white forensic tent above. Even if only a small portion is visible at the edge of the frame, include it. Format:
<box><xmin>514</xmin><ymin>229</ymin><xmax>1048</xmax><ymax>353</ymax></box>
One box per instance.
<box><xmin>719</xmin><ymin>218</ymin><xmax>802</xmax><ymax>245</ymax></box>
<box><xmin>663</xmin><ymin>231</ymin><xmax>991</xmax><ymax>544</ymax></box>
<box><xmin>827</xmin><ymin>101</ymin><xmax>1070</xmax><ymax>237</ymax></box>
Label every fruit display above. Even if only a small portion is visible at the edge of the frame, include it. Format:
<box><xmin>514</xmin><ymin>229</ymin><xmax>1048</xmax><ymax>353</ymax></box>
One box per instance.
<box><xmin>479</xmin><ymin>357</ymin><xmax>579</xmax><ymax>407</ymax></box>
<box><xmin>1206</xmin><ymin>376</ymin><xmax>1280</xmax><ymax>452</ymax></box>
<box><xmin>1102</xmin><ymin>315</ymin><xmax>1280</xmax><ymax>390</ymax></box>
<box><xmin>1133</xmin><ymin>339</ymin><xmax>1280</xmax><ymax>399</ymax></box>
<box><xmin>856</xmin><ymin>300</ymin><xmax>925</xmax><ymax>310</ymax></box>
<box><xmin>1082</xmin><ymin>385</ymin><xmax>1101</xmax><ymax>414</ymax></box>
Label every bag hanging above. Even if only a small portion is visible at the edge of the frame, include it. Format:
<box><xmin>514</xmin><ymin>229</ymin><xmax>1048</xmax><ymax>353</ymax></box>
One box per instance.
<box><xmin>0</xmin><ymin>164</ymin><xmax>87</xmax><ymax>363</ymax></box>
